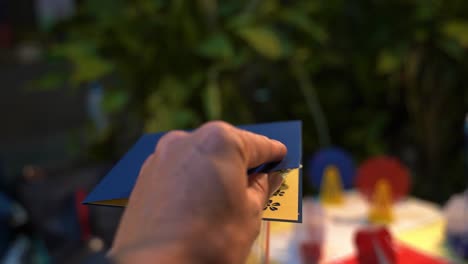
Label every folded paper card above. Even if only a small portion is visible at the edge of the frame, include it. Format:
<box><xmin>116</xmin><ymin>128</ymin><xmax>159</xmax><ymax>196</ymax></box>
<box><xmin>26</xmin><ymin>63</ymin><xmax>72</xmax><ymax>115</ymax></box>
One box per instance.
<box><xmin>84</xmin><ymin>120</ymin><xmax>303</xmax><ymax>222</ymax></box>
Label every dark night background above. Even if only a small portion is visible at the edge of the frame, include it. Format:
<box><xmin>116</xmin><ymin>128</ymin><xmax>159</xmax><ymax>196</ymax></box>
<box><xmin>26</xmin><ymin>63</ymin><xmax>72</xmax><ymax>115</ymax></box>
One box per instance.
<box><xmin>0</xmin><ymin>0</ymin><xmax>466</xmax><ymax>263</ymax></box>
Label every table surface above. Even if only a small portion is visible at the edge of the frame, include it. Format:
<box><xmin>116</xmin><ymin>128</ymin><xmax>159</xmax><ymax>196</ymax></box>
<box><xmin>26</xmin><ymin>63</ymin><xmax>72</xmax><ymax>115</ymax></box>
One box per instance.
<box><xmin>248</xmin><ymin>192</ymin><xmax>467</xmax><ymax>264</ymax></box>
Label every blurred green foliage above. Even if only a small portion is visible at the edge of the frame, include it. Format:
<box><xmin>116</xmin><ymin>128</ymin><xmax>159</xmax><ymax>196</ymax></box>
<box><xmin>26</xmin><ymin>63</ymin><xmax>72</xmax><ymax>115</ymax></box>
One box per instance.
<box><xmin>42</xmin><ymin>0</ymin><xmax>467</xmax><ymax>202</ymax></box>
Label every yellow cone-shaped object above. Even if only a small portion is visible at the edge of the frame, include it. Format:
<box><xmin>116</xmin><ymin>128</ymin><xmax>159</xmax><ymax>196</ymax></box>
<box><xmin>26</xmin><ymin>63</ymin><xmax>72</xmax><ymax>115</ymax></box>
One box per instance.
<box><xmin>368</xmin><ymin>179</ymin><xmax>394</xmax><ymax>224</ymax></box>
<box><xmin>320</xmin><ymin>165</ymin><xmax>344</xmax><ymax>205</ymax></box>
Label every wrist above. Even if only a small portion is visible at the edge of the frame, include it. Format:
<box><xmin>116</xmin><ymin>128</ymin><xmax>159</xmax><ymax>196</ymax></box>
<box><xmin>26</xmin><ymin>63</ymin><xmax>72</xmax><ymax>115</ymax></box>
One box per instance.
<box><xmin>109</xmin><ymin>242</ymin><xmax>203</xmax><ymax>264</ymax></box>
<box><xmin>109</xmin><ymin>222</ymin><xmax>250</xmax><ymax>264</ymax></box>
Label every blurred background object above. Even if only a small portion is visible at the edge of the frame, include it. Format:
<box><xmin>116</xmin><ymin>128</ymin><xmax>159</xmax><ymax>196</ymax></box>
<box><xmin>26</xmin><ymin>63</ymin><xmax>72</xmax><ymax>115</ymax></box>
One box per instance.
<box><xmin>28</xmin><ymin>0</ymin><xmax>467</xmax><ymax>201</ymax></box>
<box><xmin>443</xmin><ymin>190</ymin><xmax>468</xmax><ymax>259</ymax></box>
<box><xmin>0</xmin><ymin>0</ymin><xmax>467</xmax><ymax>263</ymax></box>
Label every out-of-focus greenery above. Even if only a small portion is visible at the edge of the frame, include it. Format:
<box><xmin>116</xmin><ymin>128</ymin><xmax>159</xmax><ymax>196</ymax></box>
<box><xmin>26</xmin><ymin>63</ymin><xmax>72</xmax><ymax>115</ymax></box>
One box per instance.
<box><xmin>41</xmin><ymin>0</ymin><xmax>467</xmax><ymax>202</ymax></box>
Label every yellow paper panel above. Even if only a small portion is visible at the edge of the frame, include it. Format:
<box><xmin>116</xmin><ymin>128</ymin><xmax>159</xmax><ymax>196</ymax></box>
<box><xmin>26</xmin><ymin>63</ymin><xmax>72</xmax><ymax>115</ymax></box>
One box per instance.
<box><xmin>91</xmin><ymin>168</ymin><xmax>301</xmax><ymax>222</ymax></box>
<box><xmin>92</xmin><ymin>199</ymin><xmax>128</xmax><ymax>206</ymax></box>
<box><xmin>261</xmin><ymin>168</ymin><xmax>300</xmax><ymax>222</ymax></box>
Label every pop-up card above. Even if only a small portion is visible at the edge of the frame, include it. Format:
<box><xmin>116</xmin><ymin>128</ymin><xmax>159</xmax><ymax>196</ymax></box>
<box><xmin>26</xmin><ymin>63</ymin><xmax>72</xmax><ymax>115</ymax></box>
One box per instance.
<box><xmin>356</xmin><ymin>156</ymin><xmax>411</xmax><ymax>224</ymax></box>
<box><xmin>84</xmin><ymin>121</ymin><xmax>303</xmax><ymax>223</ymax></box>
<box><xmin>308</xmin><ymin>148</ymin><xmax>355</xmax><ymax>206</ymax></box>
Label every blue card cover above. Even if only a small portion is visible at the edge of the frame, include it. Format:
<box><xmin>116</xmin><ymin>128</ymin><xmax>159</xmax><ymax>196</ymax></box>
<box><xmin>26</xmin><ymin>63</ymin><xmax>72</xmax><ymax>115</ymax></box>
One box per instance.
<box><xmin>83</xmin><ymin>121</ymin><xmax>302</xmax><ymax>222</ymax></box>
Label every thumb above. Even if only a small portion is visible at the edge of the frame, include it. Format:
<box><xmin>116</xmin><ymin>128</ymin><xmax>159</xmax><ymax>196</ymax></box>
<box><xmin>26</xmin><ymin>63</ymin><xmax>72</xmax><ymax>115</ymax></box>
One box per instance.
<box><xmin>247</xmin><ymin>172</ymin><xmax>284</xmax><ymax>210</ymax></box>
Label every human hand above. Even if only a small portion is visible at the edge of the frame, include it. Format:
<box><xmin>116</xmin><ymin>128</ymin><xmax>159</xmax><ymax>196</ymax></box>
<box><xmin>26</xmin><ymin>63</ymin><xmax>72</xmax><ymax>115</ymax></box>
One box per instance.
<box><xmin>109</xmin><ymin>121</ymin><xmax>287</xmax><ymax>263</ymax></box>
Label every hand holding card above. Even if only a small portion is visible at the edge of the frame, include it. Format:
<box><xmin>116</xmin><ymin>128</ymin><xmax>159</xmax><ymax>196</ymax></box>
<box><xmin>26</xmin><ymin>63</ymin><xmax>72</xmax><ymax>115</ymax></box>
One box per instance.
<box><xmin>84</xmin><ymin>120</ymin><xmax>303</xmax><ymax>223</ymax></box>
<box><xmin>107</xmin><ymin>121</ymin><xmax>295</xmax><ymax>263</ymax></box>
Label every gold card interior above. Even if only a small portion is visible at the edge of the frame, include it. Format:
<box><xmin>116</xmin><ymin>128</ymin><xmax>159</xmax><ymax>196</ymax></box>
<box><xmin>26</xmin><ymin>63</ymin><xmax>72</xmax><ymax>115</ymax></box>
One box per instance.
<box><xmin>90</xmin><ymin>168</ymin><xmax>301</xmax><ymax>222</ymax></box>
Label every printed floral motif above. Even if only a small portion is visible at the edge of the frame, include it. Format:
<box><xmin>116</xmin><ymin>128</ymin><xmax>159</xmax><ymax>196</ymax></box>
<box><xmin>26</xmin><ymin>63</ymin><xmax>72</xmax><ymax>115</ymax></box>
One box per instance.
<box><xmin>264</xmin><ymin>199</ymin><xmax>281</xmax><ymax>211</ymax></box>
<box><xmin>272</xmin><ymin>182</ymin><xmax>289</xmax><ymax>197</ymax></box>
<box><xmin>273</xmin><ymin>189</ymin><xmax>285</xmax><ymax>196</ymax></box>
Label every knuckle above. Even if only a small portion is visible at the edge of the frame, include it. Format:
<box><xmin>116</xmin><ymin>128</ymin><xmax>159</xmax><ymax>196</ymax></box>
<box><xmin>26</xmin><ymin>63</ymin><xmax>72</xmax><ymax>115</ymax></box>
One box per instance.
<box><xmin>156</xmin><ymin>130</ymin><xmax>187</xmax><ymax>152</ymax></box>
<box><xmin>195</xmin><ymin>121</ymin><xmax>245</xmax><ymax>158</ymax></box>
<box><xmin>200</xmin><ymin>121</ymin><xmax>238</xmax><ymax>147</ymax></box>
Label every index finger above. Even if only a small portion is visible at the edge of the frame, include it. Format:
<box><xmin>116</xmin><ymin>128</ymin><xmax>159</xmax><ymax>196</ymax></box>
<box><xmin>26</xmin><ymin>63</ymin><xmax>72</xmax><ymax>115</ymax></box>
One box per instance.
<box><xmin>236</xmin><ymin>129</ymin><xmax>287</xmax><ymax>169</ymax></box>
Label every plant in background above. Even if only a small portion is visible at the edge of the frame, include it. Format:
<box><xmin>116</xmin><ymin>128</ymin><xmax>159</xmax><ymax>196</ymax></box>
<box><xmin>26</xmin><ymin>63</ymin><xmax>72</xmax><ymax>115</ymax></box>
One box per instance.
<box><xmin>41</xmin><ymin>0</ymin><xmax>333</xmax><ymax>156</ymax></box>
<box><xmin>40</xmin><ymin>0</ymin><xmax>467</xmax><ymax>202</ymax></box>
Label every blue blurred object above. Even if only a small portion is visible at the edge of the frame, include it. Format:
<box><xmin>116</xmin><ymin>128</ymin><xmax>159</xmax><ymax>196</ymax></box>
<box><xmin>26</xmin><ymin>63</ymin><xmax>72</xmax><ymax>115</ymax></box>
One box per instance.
<box><xmin>444</xmin><ymin>115</ymin><xmax>468</xmax><ymax>260</ymax></box>
<box><xmin>444</xmin><ymin>190</ymin><xmax>468</xmax><ymax>260</ymax></box>
<box><xmin>447</xmin><ymin>231</ymin><xmax>468</xmax><ymax>259</ymax></box>
<box><xmin>0</xmin><ymin>192</ymin><xmax>13</xmax><ymax>259</ymax></box>
<box><xmin>36</xmin><ymin>0</ymin><xmax>75</xmax><ymax>31</ymax></box>
<box><xmin>87</xmin><ymin>82</ymin><xmax>108</xmax><ymax>133</ymax></box>
<box><xmin>1</xmin><ymin>235</ymin><xmax>30</xmax><ymax>264</ymax></box>
<box><xmin>308</xmin><ymin>147</ymin><xmax>355</xmax><ymax>189</ymax></box>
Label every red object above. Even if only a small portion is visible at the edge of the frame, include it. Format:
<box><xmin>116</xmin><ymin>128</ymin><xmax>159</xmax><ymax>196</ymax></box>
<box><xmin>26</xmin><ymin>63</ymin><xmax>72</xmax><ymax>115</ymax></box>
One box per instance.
<box><xmin>330</xmin><ymin>243</ymin><xmax>448</xmax><ymax>264</ymax></box>
<box><xmin>356</xmin><ymin>156</ymin><xmax>410</xmax><ymax>202</ymax></box>
<box><xmin>354</xmin><ymin>227</ymin><xmax>396</xmax><ymax>264</ymax></box>
<box><xmin>75</xmin><ymin>189</ymin><xmax>92</xmax><ymax>241</ymax></box>
<box><xmin>301</xmin><ymin>241</ymin><xmax>322</xmax><ymax>264</ymax></box>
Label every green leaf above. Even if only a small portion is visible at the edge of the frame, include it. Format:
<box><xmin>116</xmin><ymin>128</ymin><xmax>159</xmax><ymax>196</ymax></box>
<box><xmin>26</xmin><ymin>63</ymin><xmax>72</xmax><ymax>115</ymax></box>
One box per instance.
<box><xmin>72</xmin><ymin>57</ymin><xmax>113</xmax><ymax>85</ymax></box>
<box><xmin>227</xmin><ymin>14</ymin><xmax>253</xmax><ymax>29</ymax></box>
<box><xmin>144</xmin><ymin>107</ymin><xmax>171</xmax><ymax>132</ymax></box>
<box><xmin>219</xmin><ymin>2</ymin><xmax>242</xmax><ymax>17</ymax></box>
<box><xmin>197</xmin><ymin>0</ymin><xmax>217</xmax><ymax>18</ymax></box>
<box><xmin>102</xmin><ymin>90</ymin><xmax>128</xmax><ymax>113</ymax></box>
<box><xmin>204</xmin><ymin>78</ymin><xmax>222</xmax><ymax>119</ymax></box>
<box><xmin>158</xmin><ymin>76</ymin><xmax>190</xmax><ymax>104</ymax></box>
<box><xmin>84</xmin><ymin>0</ymin><xmax>126</xmax><ymax>21</ymax></box>
<box><xmin>438</xmin><ymin>39</ymin><xmax>464</xmax><ymax>60</ymax></box>
<box><xmin>259</xmin><ymin>0</ymin><xmax>279</xmax><ymax>15</ymax></box>
<box><xmin>442</xmin><ymin>20</ymin><xmax>468</xmax><ymax>48</ymax></box>
<box><xmin>237</xmin><ymin>27</ymin><xmax>283</xmax><ymax>59</ymax></box>
<box><xmin>144</xmin><ymin>92</ymin><xmax>174</xmax><ymax>132</ymax></box>
<box><xmin>227</xmin><ymin>50</ymin><xmax>248</xmax><ymax>68</ymax></box>
<box><xmin>145</xmin><ymin>75</ymin><xmax>199</xmax><ymax>132</ymax></box>
<box><xmin>29</xmin><ymin>73</ymin><xmax>66</xmax><ymax>91</ymax></box>
<box><xmin>53</xmin><ymin>43</ymin><xmax>114</xmax><ymax>85</ymax></box>
<box><xmin>377</xmin><ymin>50</ymin><xmax>401</xmax><ymax>75</ymax></box>
<box><xmin>174</xmin><ymin>109</ymin><xmax>199</xmax><ymax>127</ymax></box>
<box><xmin>279</xmin><ymin>10</ymin><xmax>327</xmax><ymax>43</ymax></box>
<box><xmin>197</xmin><ymin>33</ymin><xmax>234</xmax><ymax>59</ymax></box>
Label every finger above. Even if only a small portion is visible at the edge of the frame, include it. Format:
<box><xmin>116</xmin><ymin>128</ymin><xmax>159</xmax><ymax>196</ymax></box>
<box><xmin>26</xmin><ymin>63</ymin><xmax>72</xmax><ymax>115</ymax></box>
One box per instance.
<box><xmin>247</xmin><ymin>172</ymin><xmax>285</xmax><ymax>209</ymax></box>
<box><xmin>236</xmin><ymin>129</ymin><xmax>287</xmax><ymax>169</ymax></box>
<box><xmin>268</xmin><ymin>171</ymin><xmax>284</xmax><ymax>196</ymax></box>
<box><xmin>247</xmin><ymin>173</ymin><xmax>269</xmax><ymax>211</ymax></box>
<box><xmin>191</xmin><ymin>121</ymin><xmax>287</xmax><ymax>168</ymax></box>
